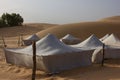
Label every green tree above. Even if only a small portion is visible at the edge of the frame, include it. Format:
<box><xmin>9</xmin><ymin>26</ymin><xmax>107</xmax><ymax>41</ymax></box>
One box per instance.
<box><xmin>0</xmin><ymin>13</ymin><xmax>24</xmax><ymax>27</ymax></box>
<box><xmin>0</xmin><ymin>17</ymin><xmax>6</xmax><ymax>27</ymax></box>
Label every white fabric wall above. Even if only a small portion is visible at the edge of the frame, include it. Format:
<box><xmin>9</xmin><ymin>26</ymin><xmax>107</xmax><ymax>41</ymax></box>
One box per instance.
<box><xmin>4</xmin><ymin>49</ymin><xmax>47</xmax><ymax>71</ymax></box>
<box><xmin>92</xmin><ymin>46</ymin><xmax>120</xmax><ymax>63</ymax></box>
<box><xmin>4</xmin><ymin>48</ymin><xmax>93</xmax><ymax>73</ymax></box>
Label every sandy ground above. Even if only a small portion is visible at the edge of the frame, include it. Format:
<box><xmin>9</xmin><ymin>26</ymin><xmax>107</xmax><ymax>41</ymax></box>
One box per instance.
<box><xmin>0</xmin><ymin>22</ymin><xmax>120</xmax><ymax>80</ymax></box>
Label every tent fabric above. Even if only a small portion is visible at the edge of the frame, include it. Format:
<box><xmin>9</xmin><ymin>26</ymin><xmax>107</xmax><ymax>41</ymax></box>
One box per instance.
<box><xmin>23</xmin><ymin>34</ymin><xmax>40</xmax><ymax>46</ymax></box>
<box><xmin>5</xmin><ymin>50</ymin><xmax>93</xmax><ymax>73</ymax></box>
<box><xmin>4</xmin><ymin>34</ymin><xmax>93</xmax><ymax>73</ymax></box>
<box><xmin>99</xmin><ymin>34</ymin><xmax>110</xmax><ymax>41</ymax></box>
<box><xmin>92</xmin><ymin>45</ymin><xmax>120</xmax><ymax>63</ymax></box>
<box><xmin>72</xmin><ymin>34</ymin><xmax>103</xmax><ymax>49</ymax></box>
<box><xmin>102</xmin><ymin>34</ymin><xmax>120</xmax><ymax>46</ymax></box>
<box><xmin>60</xmin><ymin>34</ymin><xmax>81</xmax><ymax>45</ymax></box>
<box><xmin>18</xmin><ymin>33</ymin><xmax>81</xmax><ymax>55</ymax></box>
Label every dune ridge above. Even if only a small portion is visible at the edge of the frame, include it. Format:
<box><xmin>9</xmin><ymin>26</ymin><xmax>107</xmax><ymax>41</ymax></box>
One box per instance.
<box><xmin>37</xmin><ymin>21</ymin><xmax>120</xmax><ymax>40</ymax></box>
<box><xmin>100</xmin><ymin>16</ymin><xmax>120</xmax><ymax>22</ymax></box>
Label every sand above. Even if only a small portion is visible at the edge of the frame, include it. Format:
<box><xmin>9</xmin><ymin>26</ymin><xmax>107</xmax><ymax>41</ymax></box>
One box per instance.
<box><xmin>37</xmin><ymin>21</ymin><xmax>120</xmax><ymax>40</ymax></box>
<box><xmin>100</xmin><ymin>16</ymin><xmax>120</xmax><ymax>22</ymax></box>
<box><xmin>0</xmin><ymin>23</ymin><xmax>57</xmax><ymax>37</ymax></box>
<box><xmin>0</xmin><ymin>19</ymin><xmax>120</xmax><ymax>80</ymax></box>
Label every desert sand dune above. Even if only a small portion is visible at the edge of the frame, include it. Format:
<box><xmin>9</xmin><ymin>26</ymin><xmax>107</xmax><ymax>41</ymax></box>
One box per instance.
<box><xmin>37</xmin><ymin>21</ymin><xmax>120</xmax><ymax>40</ymax></box>
<box><xmin>100</xmin><ymin>16</ymin><xmax>120</xmax><ymax>22</ymax></box>
<box><xmin>0</xmin><ymin>23</ymin><xmax>57</xmax><ymax>37</ymax></box>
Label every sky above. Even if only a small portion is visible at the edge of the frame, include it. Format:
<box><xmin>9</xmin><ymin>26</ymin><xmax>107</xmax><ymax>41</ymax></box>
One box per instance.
<box><xmin>0</xmin><ymin>0</ymin><xmax>120</xmax><ymax>24</ymax></box>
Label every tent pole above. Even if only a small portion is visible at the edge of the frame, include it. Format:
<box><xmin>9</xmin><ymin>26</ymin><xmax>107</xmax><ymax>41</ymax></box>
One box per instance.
<box><xmin>20</xmin><ymin>34</ymin><xmax>24</xmax><ymax>46</ymax></box>
<box><xmin>2</xmin><ymin>36</ymin><xmax>7</xmax><ymax>47</ymax></box>
<box><xmin>18</xmin><ymin>35</ymin><xmax>20</xmax><ymax>47</ymax></box>
<box><xmin>32</xmin><ymin>41</ymin><xmax>36</xmax><ymax>80</ymax></box>
<box><xmin>101</xmin><ymin>43</ymin><xmax>105</xmax><ymax>66</ymax></box>
<box><xmin>20</xmin><ymin>34</ymin><xmax>22</xmax><ymax>46</ymax></box>
<box><xmin>0</xmin><ymin>36</ymin><xmax>1</xmax><ymax>47</ymax></box>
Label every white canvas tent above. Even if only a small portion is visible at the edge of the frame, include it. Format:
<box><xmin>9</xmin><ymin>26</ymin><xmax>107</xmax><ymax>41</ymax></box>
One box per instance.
<box><xmin>72</xmin><ymin>34</ymin><xmax>103</xmax><ymax>49</ymax></box>
<box><xmin>60</xmin><ymin>34</ymin><xmax>81</xmax><ymax>45</ymax></box>
<box><xmin>23</xmin><ymin>34</ymin><xmax>40</xmax><ymax>46</ymax></box>
<box><xmin>4</xmin><ymin>34</ymin><xmax>93</xmax><ymax>73</ymax></box>
<box><xmin>92</xmin><ymin>45</ymin><xmax>120</xmax><ymax>63</ymax></box>
<box><xmin>99</xmin><ymin>34</ymin><xmax>110</xmax><ymax>41</ymax></box>
<box><xmin>102</xmin><ymin>34</ymin><xmax>120</xmax><ymax>46</ymax></box>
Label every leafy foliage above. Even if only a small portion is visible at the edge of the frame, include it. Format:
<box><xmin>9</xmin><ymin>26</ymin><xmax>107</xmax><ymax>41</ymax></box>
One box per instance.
<box><xmin>0</xmin><ymin>13</ymin><xmax>24</xmax><ymax>27</ymax></box>
<box><xmin>0</xmin><ymin>18</ymin><xmax>6</xmax><ymax>27</ymax></box>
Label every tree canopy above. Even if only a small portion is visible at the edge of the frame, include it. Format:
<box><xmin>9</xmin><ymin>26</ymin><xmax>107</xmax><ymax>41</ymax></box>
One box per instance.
<box><xmin>0</xmin><ymin>13</ymin><xmax>24</xmax><ymax>27</ymax></box>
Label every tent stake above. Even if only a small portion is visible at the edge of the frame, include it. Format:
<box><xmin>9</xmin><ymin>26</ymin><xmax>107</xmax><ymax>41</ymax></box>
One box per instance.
<box><xmin>101</xmin><ymin>43</ymin><xmax>105</xmax><ymax>66</ymax></box>
<box><xmin>32</xmin><ymin>41</ymin><xmax>36</xmax><ymax>80</ymax></box>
